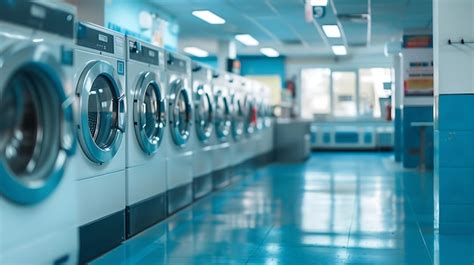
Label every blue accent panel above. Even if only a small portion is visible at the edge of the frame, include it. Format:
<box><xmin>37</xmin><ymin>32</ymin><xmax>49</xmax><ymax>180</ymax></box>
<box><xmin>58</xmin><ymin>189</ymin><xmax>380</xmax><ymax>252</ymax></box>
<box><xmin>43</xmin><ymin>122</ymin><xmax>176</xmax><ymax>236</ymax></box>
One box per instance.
<box><xmin>310</xmin><ymin>132</ymin><xmax>317</xmax><ymax>144</ymax></box>
<box><xmin>437</xmin><ymin>131</ymin><xmax>474</xmax><ymax>168</ymax></box>
<box><xmin>440</xmin><ymin>204</ymin><xmax>474</xmax><ymax>223</ymax></box>
<box><xmin>117</xmin><ymin>60</ymin><xmax>124</xmax><ymax>75</ymax></box>
<box><xmin>402</xmin><ymin>106</ymin><xmax>433</xmax><ymax>169</ymax></box>
<box><xmin>439</xmin><ymin>168</ymin><xmax>474</xmax><ymax>203</ymax></box>
<box><xmin>438</xmin><ymin>94</ymin><xmax>474</xmax><ymax>131</ymax></box>
<box><xmin>335</xmin><ymin>132</ymin><xmax>358</xmax><ymax>144</ymax></box>
<box><xmin>363</xmin><ymin>132</ymin><xmax>372</xmax><ymax>144</ymax></box>
<box><xmin>323</xmin><ymin>132</ymin><xmax>331</xmax><ymax>144</ymax></box>
<box><xmin>394</xmin><ymin>108</ymin><xmax>403</xmax><ymax>162</ymax></box>
<box><xmin>239</xmin><ymin>56</ymin><xmax>286</xmax><ymax>87</ymax></box>
<box><xmin>192</xmin><ymin>56</ymin><xmax>218</xmax><ymax>69</ymax></box>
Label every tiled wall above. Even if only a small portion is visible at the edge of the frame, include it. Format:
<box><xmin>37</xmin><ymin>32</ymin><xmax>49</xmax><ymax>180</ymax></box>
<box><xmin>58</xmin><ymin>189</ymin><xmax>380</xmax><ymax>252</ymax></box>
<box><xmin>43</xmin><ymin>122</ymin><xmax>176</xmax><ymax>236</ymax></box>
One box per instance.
<box><xmin>402</xmin><ymin>106</ymin><xmax>434</xmax><ymax>169</ymax></box>
<box><xmin>435</xmin><ymin>94</ymin><xmax>474</xmax><ymax>233</ymax></box>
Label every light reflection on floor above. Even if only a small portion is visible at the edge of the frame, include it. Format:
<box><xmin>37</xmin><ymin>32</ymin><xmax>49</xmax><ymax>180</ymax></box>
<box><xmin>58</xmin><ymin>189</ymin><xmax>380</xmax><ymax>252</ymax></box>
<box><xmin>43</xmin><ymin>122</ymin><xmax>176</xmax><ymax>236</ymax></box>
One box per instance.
<box><xmin>91</xmin><ymin>152</ymin><xmax>474</xmax><ymax>265</ymax></box>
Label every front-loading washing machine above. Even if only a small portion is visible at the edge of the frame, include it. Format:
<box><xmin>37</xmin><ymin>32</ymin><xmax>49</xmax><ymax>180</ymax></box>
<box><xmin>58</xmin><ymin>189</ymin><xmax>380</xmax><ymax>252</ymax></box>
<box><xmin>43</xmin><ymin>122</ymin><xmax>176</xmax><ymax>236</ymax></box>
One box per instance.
<box><xmin>71</xmin><ymin>22</ymin><xmax>127</xmax><ymax>264</ymax></box>
<box><xmin>125</xmin><ymin>37</ymin><xmax>167</xmax><ymax>238</ymax></box>
<box><xmin>190</xmin><ymin>62</ymin><xmax>214</xmax><ymax>200</ymax></box>
<box><xmin>0</xmin><ymin>2</ymin><xmax>78</xmax><ymax>264</ymax></box>
<box><xmin>228</xmin><ymin>74</ymin><xmax>246</xmax><ymax>183</ymax></box>
<box><xmin>242</xmin><ymin>79</ymin><xmax>258</xmax><ymax>172</ymax></box>
<box><xmin>164</xmin><ymin>51</ymin><xmax>194</xmax><ymax>214</ymax></box>
<box><xmin>261</xmin><ymin>85</ymin><xmax>275</xmax><ymax>165</ymax></box>
<box><xmin>254</xmin><ymin>82</ymin><xmax>266</xmax><ymax>167</ymax></box>
<box><xmin>211</xmin><ymin>71</ymin><xmax>233</xmax><ymax>190</ymax></box>
<box><xmin>255</xmin><ymin>84</ymin><xmax>274</xmax><ymax>167</ymax></box>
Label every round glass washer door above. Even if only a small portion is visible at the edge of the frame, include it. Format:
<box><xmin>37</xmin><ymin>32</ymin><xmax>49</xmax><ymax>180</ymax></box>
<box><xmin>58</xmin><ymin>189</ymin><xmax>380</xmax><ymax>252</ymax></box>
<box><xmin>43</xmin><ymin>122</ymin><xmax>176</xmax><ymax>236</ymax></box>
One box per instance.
<box><xmin>231</xmin><ymin>94</ymin><xmax>245</xmax><ymax>141</ymax></box>
<box><xmin>169</xmin><ymin>79</ymin><xmax>192</xmax><ymax>147</ymax></box>
<box><xmin>214</xmin><ymin>90</ymin><xmax>231</xmax><ymax>141</ymax></box>
<box><xmin>194</xmin><ymin>84</ymin><xmax>213</xmax><ymax>143</ymax></box>
<box><xmin>0</xmin><ymin>44</ymin><xmax>75</xmax><ymax>205</ymax></box>
<box><xmin>244</xmin><ymin>94</ymin><xmax>256</xmax><ymax>135</ymax></box>
<box><xmin>133</xmin><ymin>72</ymin><xmax>166</xmax><ymax>155</ymax></box>
<box><xmin>76</xmin><ymin>60</ymin><xmax>126</xmax><ymax>164</ymax></box>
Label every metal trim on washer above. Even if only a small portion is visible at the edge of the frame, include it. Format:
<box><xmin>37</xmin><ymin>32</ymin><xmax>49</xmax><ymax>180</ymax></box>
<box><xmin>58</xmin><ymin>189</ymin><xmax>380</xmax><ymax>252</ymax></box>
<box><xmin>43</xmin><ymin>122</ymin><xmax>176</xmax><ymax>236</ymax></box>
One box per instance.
<box><xmin>0</xmin><ymin>43</ymin><xmax>76</xmax><ymax>205</ymax></box>
<box><xmin>76</xmin><ymin>60</ymin><xmax>126</xmax><ymax>164</ymax></box>
<box><xmin>214</xmin><ymin>90</ymin><xmax>231</xmax><ymax>141</ymax></box>
<box><xmin>194</xmin><ymin>84</ymin><xmax>213</xmax><ymax>143</ymax></box>
<box><xmin>133</xmin><ymin>71</ymin><xmax>166</xmax><ymax>155</ymax></box>
<box><xmin>168</xmin><ymin>79</ymin><xmax>192</xmax><ymax>147</ymax></box>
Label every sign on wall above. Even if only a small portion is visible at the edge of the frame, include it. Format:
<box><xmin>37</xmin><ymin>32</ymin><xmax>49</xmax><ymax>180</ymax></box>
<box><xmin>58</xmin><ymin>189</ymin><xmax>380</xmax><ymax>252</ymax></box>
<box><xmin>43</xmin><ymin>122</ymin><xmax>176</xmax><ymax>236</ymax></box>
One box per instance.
<box><xmin>403</xmin><ymin>48</ymin><xmax>433</xmax><ymax>97</ymax></box>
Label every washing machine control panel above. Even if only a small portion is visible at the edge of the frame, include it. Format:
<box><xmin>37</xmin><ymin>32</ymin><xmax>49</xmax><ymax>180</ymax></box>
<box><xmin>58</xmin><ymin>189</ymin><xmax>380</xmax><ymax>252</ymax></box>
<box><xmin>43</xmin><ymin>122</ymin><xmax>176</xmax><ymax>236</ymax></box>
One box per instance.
<box><xmin>77</xmin><ymin>22</ymin><xmax>119</xmax><ymax>55</ymax></box>
<box><xmin>0</xmin><ymin>1</ymin><xmax>75</xmax><ymax>38</ymax></box>
<box><xmin>128</xmin><ymin>40</ymin><xmax>160</xmax><ymax>66</ymax></box>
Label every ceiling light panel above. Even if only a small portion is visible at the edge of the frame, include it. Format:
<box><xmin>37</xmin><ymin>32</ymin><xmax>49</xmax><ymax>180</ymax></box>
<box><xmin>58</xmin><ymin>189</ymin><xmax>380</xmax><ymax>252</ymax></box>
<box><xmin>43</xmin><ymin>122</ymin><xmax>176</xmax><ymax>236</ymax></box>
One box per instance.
<box><xmin>332</xmin><ymin>45</ymin><xmax>347</xmax><ymax>56</ymax></box>
<box><xmin>184</xmin><ymin>47</ymin><xmax>209</xmax><ymax>57</ymax></box>
<box><xmin>322</xmin><ymin>25</ymin><xmax>341</xmax><ymax>38</ymax></box>
<box><xmin>235</xmin><ymin>34</ymin><xmax>259</xmax><ymax>46</ymax></box>
<box><xmin>309</xmin><ymin>0</ymin><xmax>328</xmax><ymax>6</ymax></box>
<box><xmin>192</xmin><ymin>10</ymin><xmax>225</xmax><ymax>24</ymax></box>
<box><xmin>260</xmin><ymin>48</ymin><xmax>280</xmax><ymax>57</ymax></box>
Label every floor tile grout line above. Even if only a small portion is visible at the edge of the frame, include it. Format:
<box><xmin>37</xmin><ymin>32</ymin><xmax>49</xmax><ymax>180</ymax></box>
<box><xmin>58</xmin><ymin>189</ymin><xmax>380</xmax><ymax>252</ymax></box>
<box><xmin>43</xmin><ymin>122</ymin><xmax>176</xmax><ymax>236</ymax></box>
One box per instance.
<box><xmin>406</xmin><ymin>193</ymin><xmax>434</xmax><ymax>263</ymax></box>
<box><xmin>244</xmin><ymin>224</ymin><xmax>275</xmax><ymax>265</ymax></box>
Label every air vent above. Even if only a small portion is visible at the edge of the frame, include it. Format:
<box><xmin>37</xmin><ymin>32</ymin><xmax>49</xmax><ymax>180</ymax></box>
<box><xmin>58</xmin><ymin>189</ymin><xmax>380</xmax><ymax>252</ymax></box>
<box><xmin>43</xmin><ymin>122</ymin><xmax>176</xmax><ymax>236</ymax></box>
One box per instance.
<box><xmin>282</xmin><ymin>39</ymin><xmax>303</xmax><ymax>45</ymax></box>
<box><xmin>337</xmin><ymin>13</ymin><xmax>369</xmax><ymax>23</ymax></box>
<box><xmin>348</xmin><ymin>42</ymin><xmax>367</xmax><ymax>47</ymax></box>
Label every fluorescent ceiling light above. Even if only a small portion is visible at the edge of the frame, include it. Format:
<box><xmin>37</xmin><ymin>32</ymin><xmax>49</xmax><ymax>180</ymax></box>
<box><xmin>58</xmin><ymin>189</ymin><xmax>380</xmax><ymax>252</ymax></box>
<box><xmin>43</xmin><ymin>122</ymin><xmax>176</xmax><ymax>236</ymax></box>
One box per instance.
<box><xmin>192</xmin><ymin>10</ymin><xmax>225</xmax><ymax>24</ymax></box>
<box><xmin>235</xmin><ymin>34</ymin><xmax>259</xmax><ymax>46</ymax></box>
<box><xmin>184</xmin><ymin>47</ymin><xmax>209</xmax><ymax>57</ymax></box>
<box><xmin>322</xmin><ymin>25</ymin><xmax>341</xmax><ymax>38</ymax></box>
<box><xmin>260</xmin><ymin>48</ymin><xmax>280</xmax><ymax>57</ymax></box>
<box><xmin>309</xmin><ymin>0</ymin><xmax>328</xmax><ymax>6</ymax></box>
<box><xmin>332</xmin><ymin>45</ymin><xmax>347</xmax><ymax>56</ymax></box>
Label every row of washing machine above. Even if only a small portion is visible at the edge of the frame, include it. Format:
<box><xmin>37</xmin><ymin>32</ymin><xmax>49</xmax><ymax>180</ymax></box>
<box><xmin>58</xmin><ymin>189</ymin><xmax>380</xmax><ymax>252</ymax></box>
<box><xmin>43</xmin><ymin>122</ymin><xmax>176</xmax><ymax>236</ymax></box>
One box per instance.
<box><xmin>0</xmin><ymin>2</ymin><xmax>275</xmax><ymax>265</ymax></box>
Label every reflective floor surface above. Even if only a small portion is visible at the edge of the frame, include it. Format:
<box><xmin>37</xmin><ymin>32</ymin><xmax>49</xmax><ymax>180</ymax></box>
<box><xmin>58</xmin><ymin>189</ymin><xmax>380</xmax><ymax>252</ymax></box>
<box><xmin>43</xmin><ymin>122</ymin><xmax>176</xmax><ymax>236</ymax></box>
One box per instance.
<box><xmin>91</xmin><ymin>152</ymin><xmax>474</xmax><ymax>264</ymax></box>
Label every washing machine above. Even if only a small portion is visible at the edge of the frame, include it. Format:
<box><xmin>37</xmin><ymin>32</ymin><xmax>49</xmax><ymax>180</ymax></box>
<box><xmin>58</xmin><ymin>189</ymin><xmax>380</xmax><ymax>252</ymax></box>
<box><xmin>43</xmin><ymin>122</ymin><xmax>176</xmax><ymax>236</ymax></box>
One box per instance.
<box><xmin>125</xmin><ymin>37</ymin><xmax>167</xmax><ymax>238</ymax></box>
<box><xmin>71</xmin><ymin>22</ymin><xmax>127</xmax><ymax>264</ymax></box>
<box><xmin>0</xmin><ymin>2</ymin><xmax>78</xmax><ymax>264</ymax></box>
<box><xmin>164</xmin><ymin>51</ymin><xmax>194</xmax><ymax>214</ymax></box>
<box><xmin>253</xmin><ymin>82</ymin><xmax>266</xmax><ymax>166</ymax></box>
<box><xmin>228</xmin><ymin>74</ymin><xmax>247</xmax><ymax>182</ymax></box>
<box><xmin>257</xmin><ymin>84</ymin><xmax>275</xmax><ymax>166</ymax></box>
<box><xmin>190</xmin><ymin>62</ymin><xmax>214</xmax><ymax>200</ymax></box>
<box><xmin>211</xmin><ymin>72</ymin><xmax>233</xmax><ymax>190</ymax></box>
<box><xmin>242</xmin><ymin>79</ymin><xmax>258</xmax><ymax>172</ymax></box>
<box><xmin>263</xmin><ymin>85</ymin><xmax>275</xmax><ymax>164</ymax></box>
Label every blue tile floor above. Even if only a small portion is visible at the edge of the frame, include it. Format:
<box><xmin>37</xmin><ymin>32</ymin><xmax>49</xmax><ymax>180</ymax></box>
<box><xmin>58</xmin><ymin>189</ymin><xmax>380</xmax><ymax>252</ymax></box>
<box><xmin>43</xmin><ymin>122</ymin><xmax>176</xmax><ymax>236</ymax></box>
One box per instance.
<box><xmin>91</xmin><ymin>152</ymin><xmax>474</xmax><ymax>264</ymax></box>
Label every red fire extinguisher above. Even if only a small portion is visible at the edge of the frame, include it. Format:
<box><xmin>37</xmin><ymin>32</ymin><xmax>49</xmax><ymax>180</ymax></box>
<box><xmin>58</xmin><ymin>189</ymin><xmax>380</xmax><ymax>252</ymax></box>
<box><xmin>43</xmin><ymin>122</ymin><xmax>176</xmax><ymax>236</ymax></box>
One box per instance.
<box><xmin>386</xmin><ymin>103</ymin><xmax>392</xmax><ymax>121</ymax></box>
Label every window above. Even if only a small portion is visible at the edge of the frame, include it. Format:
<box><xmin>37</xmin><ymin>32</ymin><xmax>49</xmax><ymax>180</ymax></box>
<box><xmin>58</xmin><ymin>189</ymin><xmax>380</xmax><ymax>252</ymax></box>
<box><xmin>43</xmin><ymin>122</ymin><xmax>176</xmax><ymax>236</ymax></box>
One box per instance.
<box><xmin>359</xmin><ymin>68</ymin><xmax>392</xmax><ymax>118</ymax></box>
<box><xmin>301</xmin><ymin>68</ymin><xmax>331</xmax><ymax>119</ymax></box>
<box><xmin>332</xmin><ymin>71</ymin><xmax>357</xmax><ymax>117</ymax></box>
<box><xmin>301</xmin><ymin>67</ymin><xmax>393</xmax><ymax>119</ymax></box>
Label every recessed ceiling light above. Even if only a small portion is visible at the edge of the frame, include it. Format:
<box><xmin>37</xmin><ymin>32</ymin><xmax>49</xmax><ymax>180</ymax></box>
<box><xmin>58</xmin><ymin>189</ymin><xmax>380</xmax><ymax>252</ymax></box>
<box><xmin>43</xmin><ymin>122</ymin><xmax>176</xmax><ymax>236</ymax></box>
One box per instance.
<box><xmin>192</xmin><ymin>10</ymin><xmax>225</xmax><ymax>24</ymax></box>
<box><xmin>322</xmin><ymin>25</ymin><xmax>341</xmax><ymax>38</ymax></box>
<box><xmin>260</xmin><ymin>48</ymin><xmax>280</xmax><ymax>57</ymax></box>
<box><xmin>184</xmin><ymin>47</ymin><xmax>209</xmax><ymax>57</ymax></box>
<box><xmin>332</xmin><ymin>45</ymin><xmax>347</xmax><ymax>56</ymax></box>
<box><xmin>309</xmin><ymin>0</ymin><xmax>328</xmax><ymax>6</ymax></box>
<box><xmin>235</xmin><ymin>34</ymin><xmax>259</xmax><ymax>46</ymax></box>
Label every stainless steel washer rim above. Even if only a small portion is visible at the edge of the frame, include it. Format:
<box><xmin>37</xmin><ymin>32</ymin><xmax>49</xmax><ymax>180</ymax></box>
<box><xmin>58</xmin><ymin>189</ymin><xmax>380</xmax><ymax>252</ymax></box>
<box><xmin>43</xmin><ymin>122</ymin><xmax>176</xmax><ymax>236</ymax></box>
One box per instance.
<box><xmin>76</xmin><ymin>60</ymin><xmax>126</xmax><ymax>164</ymax></box>
<box><xmin>133</xmin><ymin>71</ymin><xmax>166</xmax><ymax>155</ymax></box>
<box><xmin>194</xmin><ymin>84</ymin><xmax>213</xmax><ymax>143</ymax></box>
<box><xmin>0</xmin><ymin>43</ymin><xmax>75</xmax><ymax>205</ymax></box>
<box><xmin>168</xmin><ymin>78</ymin><xmax>192</xmax><ymax>147</ymax></box>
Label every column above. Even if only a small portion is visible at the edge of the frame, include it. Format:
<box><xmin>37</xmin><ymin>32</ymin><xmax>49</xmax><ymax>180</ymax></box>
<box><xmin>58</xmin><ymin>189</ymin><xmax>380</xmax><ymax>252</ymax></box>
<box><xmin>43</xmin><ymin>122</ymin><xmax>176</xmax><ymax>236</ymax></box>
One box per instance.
<box><xmin>434</xmin><ymin>0</ymin><xmax>474</xmax><ymax>233</ymax></box>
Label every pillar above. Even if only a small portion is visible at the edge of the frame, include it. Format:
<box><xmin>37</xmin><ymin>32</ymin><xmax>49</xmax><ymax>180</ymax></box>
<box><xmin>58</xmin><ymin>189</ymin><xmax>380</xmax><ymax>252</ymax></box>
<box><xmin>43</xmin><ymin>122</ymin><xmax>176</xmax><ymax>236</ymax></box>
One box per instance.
<box><xmin>434</xmin><ymin>0</ymin><xmax>474</xmax><ymax>234</ymax></box>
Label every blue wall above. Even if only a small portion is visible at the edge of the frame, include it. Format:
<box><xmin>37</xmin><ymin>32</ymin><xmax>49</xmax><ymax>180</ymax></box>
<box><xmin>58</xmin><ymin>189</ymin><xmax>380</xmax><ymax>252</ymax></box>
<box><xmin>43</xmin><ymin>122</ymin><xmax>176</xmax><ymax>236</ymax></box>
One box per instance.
<box><xmin>402</xmin><ymin>106</ymin><xmax>434</xmax><ymax>169</ymax></box>
<box><xmin>239</xmin><ymin>56</ymin><xmax>286</xmax><ymax>88</ymax></box>
<box><xmin>105</xmin><ymin>1</ymin><xmax>178</xmax><ymax>51</ymax></box>
<box><xmin>436</xmin><ymin>94</ymin><xmax>474</xmax><ymax>233</ymax></box>
<box><xmin>192</xmin><ymin>56</ymin><xmax>218</xmax><ymax>70</ymax></box>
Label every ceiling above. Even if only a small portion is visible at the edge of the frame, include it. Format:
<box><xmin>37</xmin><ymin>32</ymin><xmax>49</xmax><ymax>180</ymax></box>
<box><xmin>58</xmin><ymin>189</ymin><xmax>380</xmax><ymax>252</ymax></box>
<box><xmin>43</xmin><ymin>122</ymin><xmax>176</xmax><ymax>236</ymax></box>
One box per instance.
<box><xmin>150</xmin><ymin>0</ymin><xmax>432</xmax><ymax>57</ymax></box>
